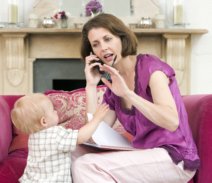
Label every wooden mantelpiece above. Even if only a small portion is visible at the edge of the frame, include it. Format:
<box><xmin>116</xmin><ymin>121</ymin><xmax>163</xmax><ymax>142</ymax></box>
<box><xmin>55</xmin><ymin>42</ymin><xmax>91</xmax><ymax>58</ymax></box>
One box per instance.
<box><xmin>0</xmin><ymin>28</ymin><xmax>207</xmax><ymax>95</ymax></box>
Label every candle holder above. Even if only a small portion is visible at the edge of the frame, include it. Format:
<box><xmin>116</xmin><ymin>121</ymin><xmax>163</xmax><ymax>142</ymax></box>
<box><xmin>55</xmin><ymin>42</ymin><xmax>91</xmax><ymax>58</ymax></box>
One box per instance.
<box><xmin>173</xmin><ymin>0</ymin><xmax>185</xmax><ymax>26</ymax></box>
<box><xmin>7</xmin><ymin>0</ymin><xmax>24</xmax><ymax>27</ymax></box>
<box><xmin>165</xmin><ymin>0</ymin><xmax>186</xmax><ymax>28</ymax></box>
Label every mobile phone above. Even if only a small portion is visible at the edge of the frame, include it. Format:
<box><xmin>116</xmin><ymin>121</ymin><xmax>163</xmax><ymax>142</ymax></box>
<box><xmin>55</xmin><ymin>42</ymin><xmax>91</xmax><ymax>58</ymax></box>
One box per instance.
<box><xmin>89</xmin><ymin>59</ymin><xmax>112</xmax><ymax>81</ymax></box>
<box><xmin>89</xmin><ymin>60</ymin><xmax>105</xmax><ymax>74</ymax></box>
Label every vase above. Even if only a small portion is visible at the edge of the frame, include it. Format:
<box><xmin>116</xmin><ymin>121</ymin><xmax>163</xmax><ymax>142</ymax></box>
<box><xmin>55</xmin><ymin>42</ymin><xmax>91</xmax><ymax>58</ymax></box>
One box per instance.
<box><xmin>91</xmin><ymin>11</ymin><xmax>100</xmax><ymax>18</ymax></box>
<box><xmin>85</xmin><ymin>0</ymin><xmax>103</xmax><ymax>17</ymax></box>
<box><xmin>60</xmin><ymin>19</ymin><xmax>68</xmax><ymax>28</ymax></box>
<box><xmin>56</xmin><ymin>19</ymin><xmax>68</xmax><ymax>28</ymax></box>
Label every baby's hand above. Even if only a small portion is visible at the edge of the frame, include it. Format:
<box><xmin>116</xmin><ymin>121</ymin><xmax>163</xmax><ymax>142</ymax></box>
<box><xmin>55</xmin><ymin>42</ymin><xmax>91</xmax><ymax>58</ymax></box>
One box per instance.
<box><xmin>93</xmin><ymin>103</ymin><xmax>109</xmax><ymax>122</ymax></box>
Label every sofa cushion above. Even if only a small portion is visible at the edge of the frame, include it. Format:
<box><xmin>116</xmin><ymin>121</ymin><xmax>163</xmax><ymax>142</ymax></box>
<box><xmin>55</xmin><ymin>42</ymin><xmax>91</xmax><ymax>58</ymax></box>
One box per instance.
<box><xmin>45</xmin><ymin>86</ymin><xmax>107</xmax><ymax>129</ymax></box>
<box><xmin>0</xmin><ymin>97</ymin><xmax>12</xmax><ymax>162</ymax></box>
<box><xmin>9</xmin><ymin>134</ymin><xmax>29</xmax><ymax>153</ymax></box>
<box><xmin>0</xmin><ymin>148</ymin><xmax>28</xmax><ymax>183</ymax></box>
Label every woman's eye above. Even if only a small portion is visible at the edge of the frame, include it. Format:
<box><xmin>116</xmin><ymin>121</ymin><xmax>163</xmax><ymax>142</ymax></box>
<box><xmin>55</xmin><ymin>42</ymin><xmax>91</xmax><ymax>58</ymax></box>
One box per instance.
<box><xmin>92</xmin><ymin>43</ymin><xmax>98</xmax><ymax>48</ymax></box>
<box><xmin>105</xmin><ymin>37</ymin><xmax>112</xmax><ymax>42</ymax></box>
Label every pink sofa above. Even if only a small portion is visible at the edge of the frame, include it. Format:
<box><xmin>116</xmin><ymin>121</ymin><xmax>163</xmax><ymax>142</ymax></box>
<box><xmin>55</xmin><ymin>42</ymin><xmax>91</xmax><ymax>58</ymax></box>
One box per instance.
<box><xmin>0</xmin><ymin>87</ymin><xmax>212</xmax><ymax>183</ymax></box>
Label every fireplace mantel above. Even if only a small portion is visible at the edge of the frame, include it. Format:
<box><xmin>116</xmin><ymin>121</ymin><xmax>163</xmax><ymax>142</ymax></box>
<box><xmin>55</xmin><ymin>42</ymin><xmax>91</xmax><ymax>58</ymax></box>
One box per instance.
<box><xmin>0</xmin><ymin>28</ymin><xmax>207</xmax><ymax>95</ymax></box>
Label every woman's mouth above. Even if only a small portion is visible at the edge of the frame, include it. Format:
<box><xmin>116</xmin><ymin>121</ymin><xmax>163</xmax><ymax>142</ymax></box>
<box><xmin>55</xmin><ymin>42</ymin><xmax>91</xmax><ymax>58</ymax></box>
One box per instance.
<box><xmin>103</xmin><ymin>54</ymin><xmax>115</xmax><ymax>63</ymax></box>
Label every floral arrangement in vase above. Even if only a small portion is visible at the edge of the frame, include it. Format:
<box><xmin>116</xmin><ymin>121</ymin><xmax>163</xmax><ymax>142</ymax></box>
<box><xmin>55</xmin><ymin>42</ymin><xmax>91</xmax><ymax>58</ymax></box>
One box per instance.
<box><xmin>52</xmin><ymin>10</ymin><xmax>70</xmax><ymax>28</ymax></box>
<box><xmin>53</xmin><ymin>10</ymin><xmax>68</xmax><ymax>20</ymax></box>
<box><xmin>85</xmin><ymin>0</ymin><xmax>103</xmax><ymax>17</ymax></box>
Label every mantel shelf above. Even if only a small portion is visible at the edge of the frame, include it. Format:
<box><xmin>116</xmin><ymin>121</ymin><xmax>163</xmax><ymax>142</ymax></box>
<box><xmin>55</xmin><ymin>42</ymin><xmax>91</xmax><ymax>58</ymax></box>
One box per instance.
<box><xmin>0</xmin><ymin>27</ymin><xmax>208</xmax><ymax>35</ymax></box>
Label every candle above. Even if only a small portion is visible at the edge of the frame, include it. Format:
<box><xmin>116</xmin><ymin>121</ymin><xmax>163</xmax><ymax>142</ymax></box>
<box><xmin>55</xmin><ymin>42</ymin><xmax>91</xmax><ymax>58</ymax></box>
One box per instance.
<box><xmin>174</xmin><ymin>4</ymin><xmax>183</xmax><ymax>25</ymax></box>
<box><xmin>8</xmin><ymin>3</ymin><xmax>18</xmax><ymax>24</ymax></box>
<box><xmin>173</xmin><ymin>0</ymin><xmax>184</xmax><ymax>25</ymax></box>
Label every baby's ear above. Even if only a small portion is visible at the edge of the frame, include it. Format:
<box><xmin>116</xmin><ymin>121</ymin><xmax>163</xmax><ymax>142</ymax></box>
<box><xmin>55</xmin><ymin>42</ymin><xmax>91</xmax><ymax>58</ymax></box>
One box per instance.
<box><xmin>40</xmin><ymin>116</ymin><xmax>47</xmax><ymax>127</ymax></box>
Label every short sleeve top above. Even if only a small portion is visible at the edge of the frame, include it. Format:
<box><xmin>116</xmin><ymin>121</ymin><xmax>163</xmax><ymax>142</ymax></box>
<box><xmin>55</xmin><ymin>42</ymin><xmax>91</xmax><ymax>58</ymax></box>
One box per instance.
<box><xmin>103</xmin><ymin>54</ymin><xmax>200</xmax><ymax>171</ymax></box>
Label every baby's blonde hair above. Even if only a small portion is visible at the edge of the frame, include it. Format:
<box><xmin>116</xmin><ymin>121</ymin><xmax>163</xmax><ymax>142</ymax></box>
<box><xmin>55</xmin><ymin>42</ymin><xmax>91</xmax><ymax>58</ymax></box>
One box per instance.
<box><xmin>11</xmin><ymin>93</ymin><xmax>50</xmax><ymax>134</ymax></box>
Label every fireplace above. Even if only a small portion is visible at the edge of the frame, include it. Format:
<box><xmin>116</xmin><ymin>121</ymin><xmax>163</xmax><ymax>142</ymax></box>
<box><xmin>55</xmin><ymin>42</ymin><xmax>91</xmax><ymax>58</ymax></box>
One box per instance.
<box><xmin>33</xmin><ymin>58</ymin><xmax>104</xmax><ymax>92</ymax></box>
<box><xmin>0</xmin><ymin>28</ymin><xmax>207</xmax><ymax>95</ymax></box>
<box><xmin>33</xmin><ymin>59</ymin><xmax>85</xmax><ymax>92</ymax></box>
<box><xmin>53</xmin><ymin>79</ymin><xmax>86</xmax><ymax>91</ymax></box>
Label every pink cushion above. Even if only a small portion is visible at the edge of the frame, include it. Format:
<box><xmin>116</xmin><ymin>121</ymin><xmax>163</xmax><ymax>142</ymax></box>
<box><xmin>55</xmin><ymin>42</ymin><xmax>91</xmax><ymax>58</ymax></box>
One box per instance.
<box><xmin>45</xmin><ymin>86</ymin><xmax>107</xmax><ymax>129</ymax></box>
<box><xmin>0</xmin><ymin>97</ymin><xmax>12</xmax><ymax>162</ymax></box>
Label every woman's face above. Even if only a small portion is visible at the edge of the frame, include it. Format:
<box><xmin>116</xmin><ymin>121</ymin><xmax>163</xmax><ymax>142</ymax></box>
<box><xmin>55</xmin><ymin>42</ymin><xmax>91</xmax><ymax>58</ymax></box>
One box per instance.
<box><xmin>88</xmin><ymin>27</ymin><xmax>122</xmax><ymax>65</ymax></box>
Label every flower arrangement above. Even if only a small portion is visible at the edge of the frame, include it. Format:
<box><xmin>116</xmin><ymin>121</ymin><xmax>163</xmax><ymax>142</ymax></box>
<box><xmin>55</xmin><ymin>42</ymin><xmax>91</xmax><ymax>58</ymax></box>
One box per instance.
<box><xmin>52</xmin><ymin>10</ymin><xmax>71</xmax><ymax>28</ymax></box>
<box><xmin>53</xmin><ymin>10</ymin><xmax>68</xmax><ymax>20</ymax></box>
<box><xmin>85</xmin><ymin>0</ymin><xmax>103</xmax><ymax>16</ymax></box>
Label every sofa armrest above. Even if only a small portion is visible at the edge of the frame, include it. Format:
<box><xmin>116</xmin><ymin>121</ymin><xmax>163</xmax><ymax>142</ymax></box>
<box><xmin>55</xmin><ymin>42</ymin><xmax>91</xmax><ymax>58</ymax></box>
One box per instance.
<box><xmin>183</xmin><ymin>95</ymin><xmax>212</xmax><ymax>183</ymax></box>
<box><xmin>0</xmin><ymin>97</ymin><xmax>12</xmax><ymax>162</ymax></box>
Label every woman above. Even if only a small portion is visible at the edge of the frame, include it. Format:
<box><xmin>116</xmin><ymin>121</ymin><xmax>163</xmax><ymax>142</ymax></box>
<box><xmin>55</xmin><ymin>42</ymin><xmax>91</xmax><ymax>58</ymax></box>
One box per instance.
<box><xmin>72</xmin><ymin>13</ymin><xmax>199</xmax><ymax>183</ymax></box>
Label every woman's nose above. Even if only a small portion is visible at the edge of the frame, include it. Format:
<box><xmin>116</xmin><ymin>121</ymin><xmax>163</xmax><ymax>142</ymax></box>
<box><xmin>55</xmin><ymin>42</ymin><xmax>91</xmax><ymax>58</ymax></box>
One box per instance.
<box><xmin>100</xmin><ymin>42</ymin><xmax>108</xmax><ymax>51</ymax></box>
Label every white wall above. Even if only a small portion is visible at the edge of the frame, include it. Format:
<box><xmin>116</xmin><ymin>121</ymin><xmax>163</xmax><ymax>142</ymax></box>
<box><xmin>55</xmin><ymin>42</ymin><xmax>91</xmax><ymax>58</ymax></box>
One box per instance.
<box><xmin>187</xmin><ymin>0</ymin><xmax>212</xmax><ymax>94</ymax></box>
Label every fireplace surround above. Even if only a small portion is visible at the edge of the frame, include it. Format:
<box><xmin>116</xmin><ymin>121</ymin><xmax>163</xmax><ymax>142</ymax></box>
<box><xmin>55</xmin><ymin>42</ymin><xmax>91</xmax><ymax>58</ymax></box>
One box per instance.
<box><xmin>0</xmin><ymin>28</ymin><xmax>207</xmax><ymax>95</ymax></box>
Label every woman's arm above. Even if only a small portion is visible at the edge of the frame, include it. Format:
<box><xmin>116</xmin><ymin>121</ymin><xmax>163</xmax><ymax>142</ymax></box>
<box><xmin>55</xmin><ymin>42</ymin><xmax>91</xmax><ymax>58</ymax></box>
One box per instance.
<box><xmin>85</xmin><ymin>85</ymin><xmax>98</xmax><ymax>114</ymax></box>
<box><xmin>84</xmin><ymin>53</ymin><xmax>103</xmax><ymax>114</ymax></box>
<box><xmin>85</xmin><ymin>84</ymin><xmax>117</xmax><ymax>127</ymax></box>
<box><xmin>101</xmin><ymin>65</ymin><xmax>179</xmax><ymax>132</ymax></box>
<box><xmin>84</xmin><ymin>55</ymin><xmax>117</xmax><ymax>126</ymax></box>
<box><xmin>125</xmin><ymin>71</ymin><xmax>179</xmax><ymax>131</ymax></box>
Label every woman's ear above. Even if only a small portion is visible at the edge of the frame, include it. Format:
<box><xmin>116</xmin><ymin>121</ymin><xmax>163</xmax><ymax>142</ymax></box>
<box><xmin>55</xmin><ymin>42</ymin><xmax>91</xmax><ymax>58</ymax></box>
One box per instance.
<box><xmin>40</xmin><ymin>116</ymin><xmax>47</xmax><ymax>127</ymax></box>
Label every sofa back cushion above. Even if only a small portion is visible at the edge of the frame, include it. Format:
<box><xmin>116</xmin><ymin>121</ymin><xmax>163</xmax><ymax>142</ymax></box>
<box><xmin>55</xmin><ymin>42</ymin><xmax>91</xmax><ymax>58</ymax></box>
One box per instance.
<box><xmin>0</xmin><ymin>97</ymin><xmax>12</xmax><ymax>162</ymax></box>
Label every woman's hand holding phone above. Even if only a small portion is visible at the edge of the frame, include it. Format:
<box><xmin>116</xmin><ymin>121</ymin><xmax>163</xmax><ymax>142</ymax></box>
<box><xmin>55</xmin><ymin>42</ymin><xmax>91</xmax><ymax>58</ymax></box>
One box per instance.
<box><xmin>84</xmin><ymin>54</ymin><xmax>102</xmax><ymax>86</ymax></box>
<box><xmin>89</xmin><ymin>60</ymin><xmax>105</xmax><ymax>74</ymax></box>
<box><xmin>85</xmin><ymin>53</ymin><xmax>116</xmax><ymax>86</ymax></box>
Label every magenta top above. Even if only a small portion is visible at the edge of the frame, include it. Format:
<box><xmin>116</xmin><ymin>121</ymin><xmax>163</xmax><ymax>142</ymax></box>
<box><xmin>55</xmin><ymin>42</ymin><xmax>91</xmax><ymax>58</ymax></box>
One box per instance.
<box><xmin>103</xmin><ymin>54</ymin><xmax>200</xmax><ymax>171</ymax></box>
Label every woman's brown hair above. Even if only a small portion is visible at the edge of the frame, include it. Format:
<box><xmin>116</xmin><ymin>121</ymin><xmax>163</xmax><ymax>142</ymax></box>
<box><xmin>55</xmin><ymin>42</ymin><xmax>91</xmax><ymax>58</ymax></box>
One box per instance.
<box><xmin>81</xmin><ymin>13</ymin><xmax>138</xmax><ymax>60</ymax></box>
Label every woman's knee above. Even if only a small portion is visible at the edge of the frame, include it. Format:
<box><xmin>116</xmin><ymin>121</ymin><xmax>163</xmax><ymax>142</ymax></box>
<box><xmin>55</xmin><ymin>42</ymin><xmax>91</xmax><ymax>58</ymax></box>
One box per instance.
<box><xmin>72</xmin><ymin>154</ymin><xmax>95</xmax><ymax>172</ymax></box>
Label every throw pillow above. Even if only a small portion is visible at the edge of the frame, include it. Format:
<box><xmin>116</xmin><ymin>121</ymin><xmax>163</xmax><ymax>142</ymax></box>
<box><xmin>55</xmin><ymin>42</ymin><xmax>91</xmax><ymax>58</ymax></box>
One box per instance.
<box><xmin>45</xmin><ymin>85</ymin><xmax>107</xmax><ymax>130</ymax></box>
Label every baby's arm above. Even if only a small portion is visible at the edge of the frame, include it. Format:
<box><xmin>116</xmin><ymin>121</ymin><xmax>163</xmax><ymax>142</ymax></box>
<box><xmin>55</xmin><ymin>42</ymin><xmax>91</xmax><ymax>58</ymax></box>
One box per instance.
<box><xmin>77</xmin><ymin>103</ymin><xmax>109</xmax><ymax>144</ymax></box>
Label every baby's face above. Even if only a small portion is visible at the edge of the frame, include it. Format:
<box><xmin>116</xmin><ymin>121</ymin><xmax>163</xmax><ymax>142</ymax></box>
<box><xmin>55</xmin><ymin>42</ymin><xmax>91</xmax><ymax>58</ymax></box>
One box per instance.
<box><xmin>43</xmin><ymin>98</ymin><xmax>59</xmax><ymax>127</ymax></box>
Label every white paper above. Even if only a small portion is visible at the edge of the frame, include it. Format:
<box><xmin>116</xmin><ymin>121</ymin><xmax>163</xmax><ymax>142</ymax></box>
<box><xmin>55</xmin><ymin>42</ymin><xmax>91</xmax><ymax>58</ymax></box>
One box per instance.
<box><xmin>86</xmin><ymin>113</ymin><xmax>133</xmax><ymax>150</ymax></box>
